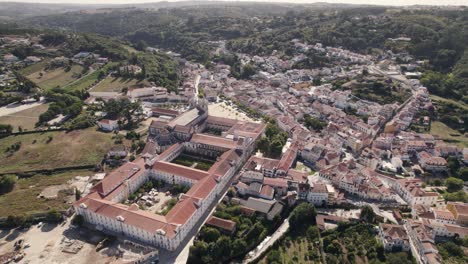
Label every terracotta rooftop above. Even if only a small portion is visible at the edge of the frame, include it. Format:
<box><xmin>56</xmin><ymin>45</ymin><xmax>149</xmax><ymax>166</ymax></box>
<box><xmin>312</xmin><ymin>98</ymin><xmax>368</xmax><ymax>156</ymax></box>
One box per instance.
<box><xmin>380</xmin><ymin>224</ymin><xmax>408</xmax><ymax>242</ymax></box>
<box><xmin>93</xmin><ymin>160</ymin><xmax>145</xmax><ymax>196</ymax></box>
<box><xmin>152</xmin><ymin>161</ymin><xmax>209</xmax><ymax>181</ymax></box>
<box><xmin>77</xmin><ymin>197</ymin><xmax>178</xmax><ymax>238</ymax></box>
<box><xmin>191</xmin><ymin>133</ymin><xmax>239</xmax><ymax>149</ymax></box>
<box><xmin>206</xmin><ymin>216</ymin><xmax>236</xmax><ymax>233</ymax></box>
<box><xmin>165</xmin><ymin>196</ymin><xmax>200</xmax><ymax>225</ymax></box>
<box><xmin>260</xmin><ymin>185</ymin><xmax>275</xmax><ymax>197</ymax></box>
<box><xmin>263</xmin><ymin>177</ymin><xmax>288</xmax><ymax>188</ymax></box>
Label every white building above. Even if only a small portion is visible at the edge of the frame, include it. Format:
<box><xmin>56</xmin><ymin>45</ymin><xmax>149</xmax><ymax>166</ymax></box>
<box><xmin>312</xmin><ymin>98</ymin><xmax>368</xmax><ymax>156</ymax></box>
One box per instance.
<box><xmin>98</xmin><ymin>119</ymin><xmax>119</xmax><ymax>132</ymax></box>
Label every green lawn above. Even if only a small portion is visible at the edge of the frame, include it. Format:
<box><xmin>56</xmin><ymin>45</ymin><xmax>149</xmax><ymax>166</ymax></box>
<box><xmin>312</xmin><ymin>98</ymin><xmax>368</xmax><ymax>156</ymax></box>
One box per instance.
<box><xmin>430</xmin><ymin>121</ymin><xmax>467</xmax><ymax>148</ymax></box>
<box><xmin>0</xmin><ymin>169</ymin><xmax>92</xmax><ymax>217</ymax></box>
<box><xmin>26</xmin><ymin>65</ymin><xmax>85</xmax><ymax>90</ymax></box>
<box><xmin>171</xmin><ymin>154</ymin><xmax>215</xmax><ymax>171</ymax></box>
<box><xmin>0</xmin><ymin>128</ymin><xmax>116</xmax><ymax>173</ymax></box>
<box><xmin>91</xmin><ymin>76</ymin><xmax>148</xmax><ymax>92</ymax></box>
<box><xmin>0</xmin><ymin>104</ymin><xmax>49</xmax><ymax>132</ymax></box>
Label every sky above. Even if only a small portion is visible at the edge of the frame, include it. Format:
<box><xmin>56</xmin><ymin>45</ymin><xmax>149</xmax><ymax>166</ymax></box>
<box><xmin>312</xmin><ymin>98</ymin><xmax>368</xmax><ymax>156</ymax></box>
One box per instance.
<box><xmin>0</xmin><ymin>0</ymin><xmax>466</xmax><ymax>7</ymax></box>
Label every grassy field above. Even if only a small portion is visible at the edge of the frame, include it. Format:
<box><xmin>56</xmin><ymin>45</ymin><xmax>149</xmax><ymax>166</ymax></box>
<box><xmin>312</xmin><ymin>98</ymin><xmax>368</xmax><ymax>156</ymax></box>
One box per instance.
<box><xmin>0</xmin><ymin>169</ymin><xmax>92</xmax><ymax>217</ymax></box>
<box><xmin>19</xmin><ymin>60</ymin><xmax>50</xmax><ymax>76</ymax></box>
<box><xmin>91</xmin><ymin>76</ymin><xmax>149</xmax><ymax>92</ymax></box>
<box><xmin>0</xmin><ymin>104</ymin><xmax>49</xmax><ymax>132</ymax></box>
<box><xmin>122</xmin><ymin>45</ymin><xmax>138</xmax><ymax>54</ymax></box>
<box><xmin>26</xmin><ymin>65</ymin><xmax>85</xmax><ymax>90</ymax></box>
<box><xmin>0</xmin><ymin>128</ymin><xmax>116</xmax><ymax>173</ymax></box>
<box><xmin>430</xmin><ymin>121</ymin><xmax>467</xmax><ymax>148</ymax></box>
<box><xmin>430</xmin><ymin>95</ymin><xmax>468</xmax><ymax>111</ymax></box>
<box><xmin>62</xmin><ymin>62</ymin><xmax>118</xmax><ymax>91</ymax></box>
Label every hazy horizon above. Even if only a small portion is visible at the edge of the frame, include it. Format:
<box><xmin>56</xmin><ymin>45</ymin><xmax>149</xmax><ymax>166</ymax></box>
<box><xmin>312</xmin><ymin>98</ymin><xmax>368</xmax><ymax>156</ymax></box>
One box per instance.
<box><xmin>0</xmin><ymin>0</ymin><xmax>466</xmax><ymax>7</ymax></box>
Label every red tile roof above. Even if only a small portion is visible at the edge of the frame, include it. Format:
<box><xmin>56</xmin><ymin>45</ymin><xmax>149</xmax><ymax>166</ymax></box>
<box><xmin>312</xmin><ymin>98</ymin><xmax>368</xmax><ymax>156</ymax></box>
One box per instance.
<box><xmin>206</xmin><ymin>216</ymin><xmax>236</xmax><ymax>233</ymax></box>
<box><xmin>152</xmin><ymin>161</ymin><xmax>209</xmax><ymax>181</ymax></box>
<box><xmin>191</xmin><ymin>134</ymin><xmax>238</xmax><ymax>149</ymax></box>
<box><xmin>165</xmin><ymin>196</ymin><xmax>199</xmax><ymax>225</ymax></box>
<box><xmin>263</xmin><ymin>177</ymin><xmax>288</xmax><ymax>188</ymax></box>
<box><xmin>93</xmin><ymin>160</ymin><xmax>145</xmax><ymax>196</ymax></box>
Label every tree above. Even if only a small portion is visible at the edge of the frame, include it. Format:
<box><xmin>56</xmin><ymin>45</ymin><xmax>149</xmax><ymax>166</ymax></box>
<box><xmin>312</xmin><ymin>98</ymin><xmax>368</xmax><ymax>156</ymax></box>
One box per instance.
<box><xmin>289</xmin><ymin>203</ymin><xmax>317</xmax><ymax>232</ymax></box>
<box><xmin>307</xmin><ymin>225</ymin><xmax>320</xmax><ymax>241</ymax></box>
<box><xmin>213</xmin><ymin>236</ymin><xmax>231</xmax><ymax>259</ymax></box>
<box><xmin>0</xmin><ymin>124</ymin><xmax>13</xmax><ymax>137</ymax></box>
<box><xmin>0</xmin><ymin>175</ymin><xmax>16</xmax><ymax>194</ymax></box>
<box><xmin>266</xmin><ymin>249</ymin><xmax>281</xmax><ymax>264</ymax></box>
<box><xmin>304</xmin><ymin>114</ymin><xmax>327</xmax><ymax>131</ymax></box>
<box><xmin>459</xmin><ymin>167</ymin><xmax>468</xmax><ymax>181</ymax></box>
<box><xmin>75</xmin><ymin>189</ymin><xmax>81</xmax><ymax>201</ymax></box>
<box><xmin>257</xmin><ymin>136</ymin><xmax>270</xmax><ymax>154</ymax></box>
<box><xmin>438</xmin><ymin>241</ymin><xmax>464</xmax><ymax>260</ymax></box>
<box><xmin>447</xmin><ymin>156</ymin><xmax>460</xmax><ymax>176</ymax></box>
<box><xmin>360</xmin><ymin>205</ymin><xmax>376</xmax><ymax>223</ymax></box>
<box><xmin>232</xmin><ymin>239</ymin><xmax>247</xmax><ymax>255</ymax></box>
<box><xmin>45</xmin><ymin>209</ymin><xmax>63</xmax><ymax>223</ymax></box>
<box><xmin>446</xmin><ymin>177</ymin><xmax>464</xmax><ymax>192</ymax></box>
<box><xmin>200</xmin><ymin>227</ymin><xmax>220</xmax><ymax>243</ymax></box>
<box><xmin>241</xmin><ymin>63</ymin><xmax>256</xmax><ymax>79</ymax></box>
<box><xmin>386</xmin><ymin>252</ymin><xmax>413</xmax><ymax>264</ymax></box>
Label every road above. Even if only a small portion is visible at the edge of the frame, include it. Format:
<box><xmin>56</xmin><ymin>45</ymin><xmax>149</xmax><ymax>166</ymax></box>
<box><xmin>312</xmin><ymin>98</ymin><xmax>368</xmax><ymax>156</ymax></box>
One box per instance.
<box><xmin>243</xmin><ymin>218</ymin><xmax>290</xmax><ymax>263</ymax></box>
<box><xmin>0</xmin><ymin>97</ymin><xmax>45</xmax><ymax>118</ymax></box>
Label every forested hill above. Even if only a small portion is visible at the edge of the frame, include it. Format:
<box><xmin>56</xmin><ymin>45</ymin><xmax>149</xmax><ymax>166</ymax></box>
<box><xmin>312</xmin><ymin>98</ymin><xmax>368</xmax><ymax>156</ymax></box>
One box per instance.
<box><xmin>16</xmin><ymin>4</ymin><xmax>468</xmax><ymax>101</ymax></box>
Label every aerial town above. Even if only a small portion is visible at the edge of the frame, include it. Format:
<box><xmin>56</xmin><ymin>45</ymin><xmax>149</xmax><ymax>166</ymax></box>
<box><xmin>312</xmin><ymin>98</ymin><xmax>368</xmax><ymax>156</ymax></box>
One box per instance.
<box><xmin>0</xmin><ymin>2</ymin><xmax>467</xmax><ymax>264</ymax></box>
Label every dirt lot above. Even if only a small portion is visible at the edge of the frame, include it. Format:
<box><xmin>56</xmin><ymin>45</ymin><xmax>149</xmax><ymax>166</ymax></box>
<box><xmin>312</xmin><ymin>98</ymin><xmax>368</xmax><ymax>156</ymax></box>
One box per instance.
<box><xmin>208</xmin><ymin>102</ymin><xmax>257</xmax><ymax>122</ymax></box>
<box><xmin>0</xmin><ymin>103</ymin><xmax>49</xmax><ymax>132</ymax></box>
<box><xmin>0</xmin><ymin>220</ymin><xmax>144</xmax><ymax>264</ymax></box>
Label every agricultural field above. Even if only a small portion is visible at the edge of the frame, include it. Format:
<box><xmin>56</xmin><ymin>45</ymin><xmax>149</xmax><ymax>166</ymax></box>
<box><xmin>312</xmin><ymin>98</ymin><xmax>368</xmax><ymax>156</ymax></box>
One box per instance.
<box><xmin>430</xmin><ymin>121</ymin><xmax>468</xmax><ymax>148</ymax></box>
<box><xmin>0</xmin><ymin>169</ymin><xmax>92</xmax><ymax>217</ymax></box>
<box><xmin>62</xmin><ymin>62</ymin><xmax>118</xmax><ymax>91</ymax></box>
<box><xmin>26</xmin><ymin>65</ymin><xmax>85</xmax><ymax>90</ymax></box>
<box><xmin>0</xmin><ymin>103</ymin><xmax>49</xmax><ymax>132</ymax></box>
<box><xmin>0</xmin><ymin>128</ymin><xmax>116</xmax><ymax>173</ymax></box>
<box><xmin>91</xmin><ymin>76</ymin><xmax>149</xmax><ymax>93</ymax></box>
<box><xmin>261</xmin><ymin>222</ymin><xmax>415</xmax><ymax>264</ymax></box>
<box><xmin>259</xmin><ymin>235</ymin><xmax>322</xmax><ymax>264</ymax></box>
<box><xmin>19</xmin><ymin>60</ymin><xmax>50</xmax><ymax>76</ymax></box>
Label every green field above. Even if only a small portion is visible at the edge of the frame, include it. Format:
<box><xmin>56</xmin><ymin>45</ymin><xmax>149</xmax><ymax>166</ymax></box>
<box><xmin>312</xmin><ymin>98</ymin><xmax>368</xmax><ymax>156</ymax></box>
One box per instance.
<box><xmin>91</xmin><ymin>76</ymin><xmax>148</xmax><ymax>92</ymax></box>
<box><xmin>0</xmin><ymin>128</ymin><xmax>116</xmax><ymax>173</ymax></box>
<box><xmin>0</xmin><ymin>104</ymin><xmax>49</xmax><ymax>132</ymax></box>
<box><xmin>0</xmin><ymin>169</ymin><xmax>92</xmax><ymax>217</ymax></box>
<box><xmin>26</xmin><ymin>65</ymin><xmax>85</xmax><ymax>90</ymax></box>
<box><xmin>430</xmin><ymin>121</ymin><xmax>467</xmax><ymax>148</ymax></box>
